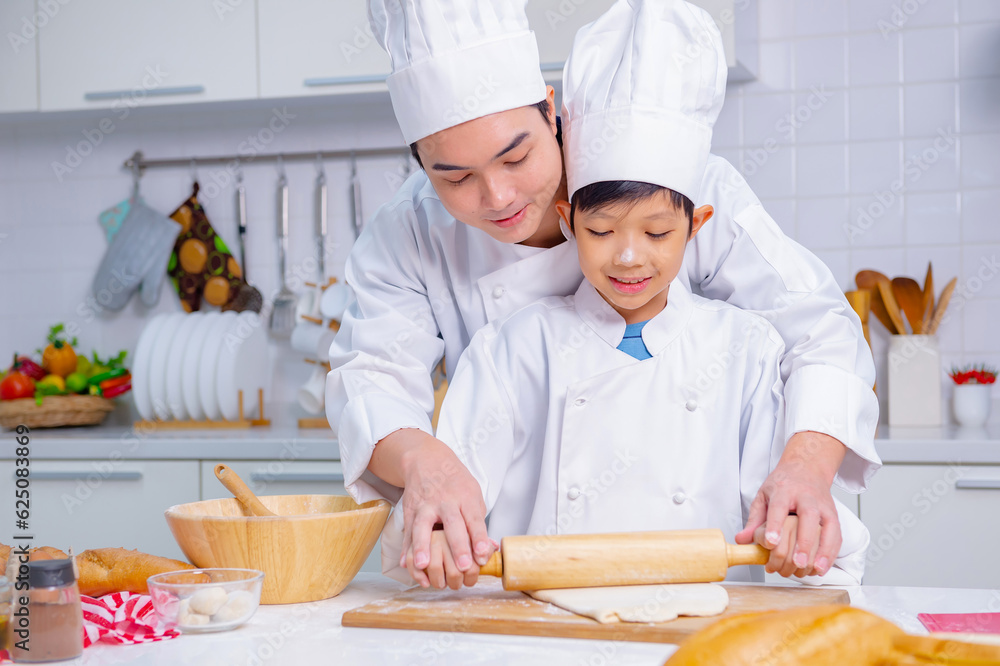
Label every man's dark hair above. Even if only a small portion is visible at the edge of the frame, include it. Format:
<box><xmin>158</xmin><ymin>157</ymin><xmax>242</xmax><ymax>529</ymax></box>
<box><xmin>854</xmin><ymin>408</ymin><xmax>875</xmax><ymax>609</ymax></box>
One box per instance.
<box><xmin>570</xmin><ymin>181</ymin><xmax>694</xmax><ymax>236</ymax></box>
<box><xmin>409</xmin><ymin>99</ymin><xmax>553</xmax><ymax>170</ymax></box>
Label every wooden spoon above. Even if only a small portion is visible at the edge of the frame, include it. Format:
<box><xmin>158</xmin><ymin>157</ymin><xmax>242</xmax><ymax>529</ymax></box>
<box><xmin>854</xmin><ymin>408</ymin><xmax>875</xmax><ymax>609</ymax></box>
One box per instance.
<box><xmin>921</xmin><ymin>262</ymin><xmax>934</xmax><ymax>333</ymax></box>
<box><xmin>845</xmin><ymin>289</ymin><xmax>872</xmax><ymax>351</ymax></box>
<box><xmin>927</xmin><ymin>277</ymin><xmax>958</xmax><ymax>335</ymax></box>
<box><xmin>892</xmin><ymin>277</ymin><xmax>925</xmax><ymax>334</ymax></box>
<box><xmin>214</xmin><ymin>464</ymin><xmax>277</xmax><ymax>517</ymax></box>
<box><xmin>855</xmin><ymin>270</ymin><xmax>899</xmax><ymax>334</ymax></box>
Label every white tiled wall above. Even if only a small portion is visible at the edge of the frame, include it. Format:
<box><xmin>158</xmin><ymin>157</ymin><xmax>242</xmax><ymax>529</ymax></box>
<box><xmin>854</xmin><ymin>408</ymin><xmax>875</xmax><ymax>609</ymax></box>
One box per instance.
<box><xmin>0</xmin><ymin>0</ymin><xmax>997</xmax><ymax>425</ymax></box>
<box><xmin>711</xmin><ymin>0</ymin><xmax>1000</xmax><ymax>415</ymax></box>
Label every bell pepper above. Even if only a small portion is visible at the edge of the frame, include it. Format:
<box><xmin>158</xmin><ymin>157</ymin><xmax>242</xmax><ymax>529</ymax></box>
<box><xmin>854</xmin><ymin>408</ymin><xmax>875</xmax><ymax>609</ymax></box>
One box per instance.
<box><xmin>11</xmin><ymin>354</ymin><xmax>47</xmax><ymax>381</ymax></box>
<box><xmin>102</xmin><ymin>382</ymin><xmax>132</xmax><ymax>399</ymax></box>
<box><xmin>99</xmin><ymin>373</ymin><xmax>131</xmax><ymax>392</ymax></box>
<box><xmin>41</xmin><ymin>324</ymin><xmax>78</xmax><ymax>378</ymax></box>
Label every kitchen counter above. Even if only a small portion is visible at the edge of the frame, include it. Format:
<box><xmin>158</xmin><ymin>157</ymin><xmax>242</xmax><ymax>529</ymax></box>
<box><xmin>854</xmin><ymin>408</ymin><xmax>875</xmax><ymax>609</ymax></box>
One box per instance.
<box><xmin>875</xmin><ymin>421</ymin><xmax>1000</xmax><ymax>464</ymax></box>
<box><xmin>0</xmin><ymin>404</ymin><xmax>337</xmax><ymax>461</ymax></box>
<box><xmin>64</xmin><ymin>575</ymin><xmax>1000</xmax><ymax>665</ymax></box>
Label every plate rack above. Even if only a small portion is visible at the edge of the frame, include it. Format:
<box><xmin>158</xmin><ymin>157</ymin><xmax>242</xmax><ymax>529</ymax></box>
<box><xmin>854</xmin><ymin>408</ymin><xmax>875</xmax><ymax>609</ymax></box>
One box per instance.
<box><xmin>134</xmin><ymin>388</ymin><xmax>271</xmax><ymax>430</ymax></box>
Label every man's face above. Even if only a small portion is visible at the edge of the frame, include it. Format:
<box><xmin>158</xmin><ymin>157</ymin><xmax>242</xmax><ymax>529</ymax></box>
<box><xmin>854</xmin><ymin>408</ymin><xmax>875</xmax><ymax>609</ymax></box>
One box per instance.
<box><xmin>560</xmin><ymin>192</ymin><xmax>712</xmax><ymax>325</ymax></box>
<box><xmin>415</xmin><ymin>92</ymin><xmax>564</xmax><ymax>247</ymax></box>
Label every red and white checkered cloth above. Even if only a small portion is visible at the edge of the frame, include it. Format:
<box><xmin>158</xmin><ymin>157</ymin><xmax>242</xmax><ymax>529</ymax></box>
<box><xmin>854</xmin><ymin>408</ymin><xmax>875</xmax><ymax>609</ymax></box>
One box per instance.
<box><xmin>0</xmin><ymin>592</ymin><xmax>179</xmax><ymax>663</ymax></box>
<box><xmin>81</xmin><ymin>592</ymin><xmax>180</xmax><ymax>647</ymax></box>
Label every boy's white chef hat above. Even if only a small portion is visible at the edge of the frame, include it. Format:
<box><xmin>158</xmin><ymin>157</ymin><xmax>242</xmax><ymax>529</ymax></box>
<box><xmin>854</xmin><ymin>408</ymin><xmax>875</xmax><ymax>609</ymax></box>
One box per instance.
<box><xmin>562</xmin><ymin>0</ymin><xmax>727</xmax><ymax>203</ymax></box>
<box><xmin>368</xmin><ymin>0</ymin><xmax>547</xmax><ymax>145</ymax></box>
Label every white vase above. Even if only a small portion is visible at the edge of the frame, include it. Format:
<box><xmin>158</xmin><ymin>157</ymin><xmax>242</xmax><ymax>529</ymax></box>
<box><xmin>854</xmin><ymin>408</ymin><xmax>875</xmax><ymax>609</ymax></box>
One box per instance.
<box><xmin>953</xmin><ymin>383</ymin><xmax>992</xmax><ymax>427</ymax></box>
<box><xmin>887</xmin><ymin>335</ymin><xmax>942</xmax><ymax>427</ymax></box>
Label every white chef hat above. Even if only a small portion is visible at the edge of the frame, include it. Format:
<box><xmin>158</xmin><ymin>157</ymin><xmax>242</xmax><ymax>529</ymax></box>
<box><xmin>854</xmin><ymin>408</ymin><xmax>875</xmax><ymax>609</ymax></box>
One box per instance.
<box><xmin>368</xmin><ymin>0</ymin><xmax>547</xmax><ymax>145</ymax></box>
<box><xmin>562</xmin><ymin>0</ymin><xmax>727</xmax><ymax>203</ymax></box>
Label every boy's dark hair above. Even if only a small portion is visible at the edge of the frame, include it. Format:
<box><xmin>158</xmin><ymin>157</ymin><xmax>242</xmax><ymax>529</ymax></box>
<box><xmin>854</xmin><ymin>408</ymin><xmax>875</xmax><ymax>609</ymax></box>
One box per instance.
<box><xmin>409</xmin><ymin>99</ymin><xmax>553</xmax><ymax>170</ymax></box>
<box><xmin>570</xmin><ymin>181</ymin><xmax>694</xmax><ymax>235</ymax></box>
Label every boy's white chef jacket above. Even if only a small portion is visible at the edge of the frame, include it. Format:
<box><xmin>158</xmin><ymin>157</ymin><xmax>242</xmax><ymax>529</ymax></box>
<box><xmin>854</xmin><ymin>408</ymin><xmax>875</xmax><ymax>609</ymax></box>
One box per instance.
<box><xmin>379</xmin><ymin>278</ymin><xmax>869</xmax><ymax>585</ymax></box>
<box><xmin>327</xmin><ymin>154</ymin><xmax>881</xmax><ymax>507</ymax></box>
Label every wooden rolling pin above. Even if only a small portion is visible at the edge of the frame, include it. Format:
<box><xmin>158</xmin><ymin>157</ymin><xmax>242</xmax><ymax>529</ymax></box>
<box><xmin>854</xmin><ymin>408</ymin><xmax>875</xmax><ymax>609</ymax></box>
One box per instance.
<box><xmin>479</xmin><ymin>529</ymin><xmax>769</xmax><ymax>591</ymax></box>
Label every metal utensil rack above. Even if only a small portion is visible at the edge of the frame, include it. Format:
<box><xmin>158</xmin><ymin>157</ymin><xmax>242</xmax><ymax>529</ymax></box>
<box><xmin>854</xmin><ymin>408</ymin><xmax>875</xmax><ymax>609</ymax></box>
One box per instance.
<box><xmin>123</xmin><ymin>147</ymin><xmax>412</xmax><ymax>174</ymax></box>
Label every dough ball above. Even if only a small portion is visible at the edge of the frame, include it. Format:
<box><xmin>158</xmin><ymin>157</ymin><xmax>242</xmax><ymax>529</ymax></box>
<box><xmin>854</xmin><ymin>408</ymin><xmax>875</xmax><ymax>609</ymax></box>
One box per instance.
<box><xmin>211</xmin><ymin>590</ymin><xmax>255</xmax><ymax>624</ymax></box>
<box><xmin>179</xmin><ymin>238</ymin><xmax>208</xmax><ymax>274</ymax></box>
<box><xmin>203</xmin><ymin>276</ymin><xmax>232</xmax><ymax>306</ymax></box>
<box><xmin>178</xmin><ymin>610</ymin><xmax>211</xmax><ymax>627</ymax></box>
<box><xmin>188</xmin><ymin>585</ymin><xmax>229</xmax><ymax>616</ymax></box>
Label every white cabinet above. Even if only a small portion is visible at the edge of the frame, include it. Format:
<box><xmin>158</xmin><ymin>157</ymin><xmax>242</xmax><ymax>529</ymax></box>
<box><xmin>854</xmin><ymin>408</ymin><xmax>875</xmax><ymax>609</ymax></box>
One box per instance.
<box><xmin>0</xmin><ymin>0</ymin><xmax>39</xmax><ymax>112</ymax></box>
<box><xmin>859</xmin><ymin>464</ymin><xmax>1000</xmax><ymax>588</ymax></box>
<box><xmin>200</xmin><ymin>460</ymin><xmax>383</xmax><ymax>574</ymax></box>
<box><xmin>37</xmin><ymin>0</ymin><xmax>257</xmax><ymax>111</ymax></box>
<box><xmin>258</xmin><ymin>0</ymin><xmax>391</xmax><ymax>99</ymax></box>
<box><xmin>526</xmin><ymin>0</ymin><xmax>757</xmax><ymax>83</ymax></box>
<box><xmin>27</xmin><ymin>460</ymin><xmax>200</xmax><ymax>561</ymax></box>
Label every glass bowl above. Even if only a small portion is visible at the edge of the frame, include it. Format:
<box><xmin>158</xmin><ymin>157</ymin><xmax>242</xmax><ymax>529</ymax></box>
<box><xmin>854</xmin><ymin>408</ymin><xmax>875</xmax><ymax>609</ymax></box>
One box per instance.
<box><xmin>147</xmin><ymin>568</ymin><xmax>264</xmax><ymax>633</ymax></box>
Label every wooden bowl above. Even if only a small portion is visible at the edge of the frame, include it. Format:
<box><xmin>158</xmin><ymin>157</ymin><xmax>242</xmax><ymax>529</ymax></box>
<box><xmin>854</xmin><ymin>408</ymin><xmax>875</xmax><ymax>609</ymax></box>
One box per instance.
<box><xmin>164</xmin><ymin>495</ymin><xmax>390</xmax><ymax>604</ymax></box>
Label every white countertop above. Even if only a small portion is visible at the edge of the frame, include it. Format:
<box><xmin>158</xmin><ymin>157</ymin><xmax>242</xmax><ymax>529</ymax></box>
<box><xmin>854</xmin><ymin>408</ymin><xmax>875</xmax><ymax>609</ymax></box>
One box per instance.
<box><xmin>59</xmin><ymin>575</ymin><xmax>998</xmax><ymax>666</ymax></box>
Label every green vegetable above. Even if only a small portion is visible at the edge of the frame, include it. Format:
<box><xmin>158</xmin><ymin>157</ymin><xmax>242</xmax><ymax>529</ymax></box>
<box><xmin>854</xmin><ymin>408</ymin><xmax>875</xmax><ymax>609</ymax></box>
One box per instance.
<box><xmin>34</xmin><ymin>381</ymin><xmax>65</xmax><ymax>405</ymax></box>
<box><xmin>87</xmin><ymin>367</ymin><xmax>128</xmax><ymax>386</ymax></box>
<box><xmin>90</xmin><ymin>349</ymin><xmax>128</xmax><ymax>372</ymax></box>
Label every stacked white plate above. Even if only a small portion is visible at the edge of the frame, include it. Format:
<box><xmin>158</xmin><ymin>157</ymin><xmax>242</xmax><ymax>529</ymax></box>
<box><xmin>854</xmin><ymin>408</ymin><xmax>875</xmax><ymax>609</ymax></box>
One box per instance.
<box><xmin>132</xmin><ymin>311</ymin><xmax>269</xmax><ymax>422</ymax></box>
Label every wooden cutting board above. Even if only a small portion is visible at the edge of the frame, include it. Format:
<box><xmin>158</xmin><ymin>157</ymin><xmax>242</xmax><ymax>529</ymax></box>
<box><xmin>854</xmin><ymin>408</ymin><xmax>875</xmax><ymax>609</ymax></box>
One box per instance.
<box><xmin>342</xmin><ymin>578</ymin><xmax>850</xmax><ymax>644</ymax></box>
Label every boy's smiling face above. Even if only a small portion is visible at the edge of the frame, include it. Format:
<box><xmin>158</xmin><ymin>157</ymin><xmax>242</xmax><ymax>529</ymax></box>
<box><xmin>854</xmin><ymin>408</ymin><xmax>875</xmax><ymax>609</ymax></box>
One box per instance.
<box><xmin>557</xmin><ymin>190</ymin><xmax>712</xmax><ymax>325</ymax></box>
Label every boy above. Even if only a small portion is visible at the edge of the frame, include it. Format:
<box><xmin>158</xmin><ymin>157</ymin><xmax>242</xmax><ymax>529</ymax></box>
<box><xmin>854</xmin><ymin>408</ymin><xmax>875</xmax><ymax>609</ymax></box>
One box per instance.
<box><xmin>389</xmin><ymin>0</ymin><xmax>869</xmax><ymax>589</ymax></box>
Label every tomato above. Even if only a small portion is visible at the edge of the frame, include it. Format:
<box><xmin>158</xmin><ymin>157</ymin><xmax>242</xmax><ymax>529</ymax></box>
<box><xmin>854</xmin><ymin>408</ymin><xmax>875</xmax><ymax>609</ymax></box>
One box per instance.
<box><xmin>0</xmin><ymin>371</ymin><xmax>35</xmax><ymax>400</ymax></box>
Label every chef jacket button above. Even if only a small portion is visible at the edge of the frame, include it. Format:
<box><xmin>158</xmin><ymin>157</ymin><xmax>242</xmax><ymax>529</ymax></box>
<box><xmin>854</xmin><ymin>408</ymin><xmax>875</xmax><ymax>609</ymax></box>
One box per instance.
<box><xmin>567</xmin><ymin>487</ymin><xmax>582</xmax><ymax>500</ymax></box>
<box><xmin>672</xmin><ymin>492</ymin><xmax>687</xmax><ymax>505</ymax></box>
<box><xmin>492</xmin><ymin>285</ymin><xmax>506</xmax><ymax>299</ymax></box>
<box><xmin>574</xmin><ymin>397</ymin><xmax>587</xmax><ymax>407</ymax></box>
<box><xmin>685</xmin><ymin>399</ymin><xmax>697</xmax><ymax>412</ymax></box>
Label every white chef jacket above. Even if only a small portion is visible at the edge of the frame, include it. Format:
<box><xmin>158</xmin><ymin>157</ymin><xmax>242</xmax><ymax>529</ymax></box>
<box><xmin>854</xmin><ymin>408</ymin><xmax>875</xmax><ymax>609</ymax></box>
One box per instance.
<box><xmin>380</xmin><ymin>278</ymin><xmax>869</xmax><ymax>585</ymax></box>
<box><xmin>327</xmin><ymin>154</ymin><xmax>881</xmax><ymax>507</ymax></box>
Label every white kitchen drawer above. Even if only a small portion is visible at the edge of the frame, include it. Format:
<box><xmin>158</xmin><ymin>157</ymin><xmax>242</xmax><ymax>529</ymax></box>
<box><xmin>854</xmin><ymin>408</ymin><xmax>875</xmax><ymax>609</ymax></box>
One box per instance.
<box><xmin>860</xmin><ymin>464</ymin><xmax>1000</xmax><ymax>588</ymax></box>
<box><xmin>200</xmin><ymin>460</ymin><xmax>383</xmax><ymax>574</ymax></box>
<box><xmin>37</xmin><ymin>0</ymin><xmax>257</xmax><ymax>111</ymax></box>
<box><xmin>23</xmin><ymin>460</ymin><xmax>199</xmax><ymax>561</ymax></box>
<box><xmin>258</xmin><ymin>0</ymin><xmax>391</xmax><ymax>99</ymax></box>
<box><xmin>0</xmin><ymin>0</ymin><xmax>39</xmax><ymax>112</ymax></box>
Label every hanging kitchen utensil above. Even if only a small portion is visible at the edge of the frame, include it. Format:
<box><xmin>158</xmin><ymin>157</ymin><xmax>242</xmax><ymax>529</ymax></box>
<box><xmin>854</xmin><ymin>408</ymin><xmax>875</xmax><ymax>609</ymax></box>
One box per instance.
<box><xmin>855</xmin><ymin>270</ymin><xmax>899</xmax><ymax>334</ymax></box>
<box><xmin>927</xmin><ymin>277</ymin><xmax>958</xmax><ymax>335</ymax></box>
<box><xmin>269</xmin><ymin>158</ymin><xmax>298</xmax><ymax>338</ymax></box>
<box><xmin>921</xmin><ymin>262</ymin><xmax>934</xmax><ymax>334</ymax></box>
<box><xmin>296</xmin><ymin>157</ymin><xmax>327</xmax><ymax>320</ymax></box>
<box><xmin>350</xmin><ymin>152</ymin><xmax>364</xmax><ymax>237</ymax></box>
<box><xmin>223</xmin><ymin>165</ymin><xmax>264</xmax><ymax>314</ymax></box>
<box><xmin>892</xmin><ymin>276</ymin><xmax>925</xmax><ymax>334</ymax></box>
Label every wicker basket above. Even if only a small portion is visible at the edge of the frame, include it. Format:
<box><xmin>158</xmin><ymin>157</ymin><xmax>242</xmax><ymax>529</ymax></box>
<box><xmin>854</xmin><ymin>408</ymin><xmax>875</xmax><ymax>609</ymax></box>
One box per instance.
<box><xmin>0</xmin><ymin>395</ymin><xmax>115</xmax><ymax>429</ymax></box>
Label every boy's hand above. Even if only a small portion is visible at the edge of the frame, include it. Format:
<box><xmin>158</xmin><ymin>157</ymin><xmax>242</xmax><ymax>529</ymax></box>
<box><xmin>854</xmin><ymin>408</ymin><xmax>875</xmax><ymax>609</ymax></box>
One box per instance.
<box><xmin>405</xmin><ymin>530</ymin><xmax>489</xmax><ymax>589</ymax></box>
<box><xmin>735</xmin><ymin>431</ymin><xmax>844</xmax><ymax>577</ymax></box>
<box><xmin>388</xmin><ymin>430</ymin><xmax>494</xmax><ymax>587</ymax></box>
<box><xmin>750</xmin><ymin>515</ymin><xmax>815</xmax><ymax>578</ymax></box>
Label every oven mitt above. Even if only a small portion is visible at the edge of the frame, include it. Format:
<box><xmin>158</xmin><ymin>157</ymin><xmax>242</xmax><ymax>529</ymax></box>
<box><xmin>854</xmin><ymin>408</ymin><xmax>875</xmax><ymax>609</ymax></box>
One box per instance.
<box><xmin>91</xmin><ymin>198</ymin><xmax>182</xmax><ymax>311</ymax></box>
<box><xmin>167</xmin><ymin>183</ymin><xmax>248</xmax><ymax>312</ymax></box>
<box><xmin>98</xmin><ymin>197</ymin><xmax>132</xmax><ymax>243</ymax></box>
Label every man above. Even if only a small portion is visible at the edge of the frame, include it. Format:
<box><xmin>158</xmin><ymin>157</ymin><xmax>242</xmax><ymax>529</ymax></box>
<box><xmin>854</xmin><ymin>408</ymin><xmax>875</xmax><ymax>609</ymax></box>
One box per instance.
<box><xmin>328</xmin><ymin>0</ymin><xmax>879</xmax><ymax>588</ymax></box>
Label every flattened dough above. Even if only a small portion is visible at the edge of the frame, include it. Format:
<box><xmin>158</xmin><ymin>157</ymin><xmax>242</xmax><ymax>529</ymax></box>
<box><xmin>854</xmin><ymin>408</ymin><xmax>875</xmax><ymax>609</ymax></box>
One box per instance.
<box><xmin>527</xmin><ymin>583</ymin><xmax>729</xmax><ymax>624</ymax></box>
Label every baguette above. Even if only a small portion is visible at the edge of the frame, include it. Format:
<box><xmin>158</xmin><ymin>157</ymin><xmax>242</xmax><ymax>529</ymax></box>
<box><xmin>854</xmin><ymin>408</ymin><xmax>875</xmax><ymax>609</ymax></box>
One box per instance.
<box><xmin>664</xmin><ymin>605</ymin><xmax>1000</xmax><ymax>666</ymax></box>
<box><xmin>1</xmin><ymin>543</ymin><xmax>194</xmax><ymax>596</ymax></box>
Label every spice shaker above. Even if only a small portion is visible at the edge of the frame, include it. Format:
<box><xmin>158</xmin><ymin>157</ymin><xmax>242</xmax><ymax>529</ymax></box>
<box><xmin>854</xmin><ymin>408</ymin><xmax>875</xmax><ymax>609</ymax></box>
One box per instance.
<box><xmin>10</xmin><ymin>559</ymin><xmax>83</xmax><ymax>663</ymax></box>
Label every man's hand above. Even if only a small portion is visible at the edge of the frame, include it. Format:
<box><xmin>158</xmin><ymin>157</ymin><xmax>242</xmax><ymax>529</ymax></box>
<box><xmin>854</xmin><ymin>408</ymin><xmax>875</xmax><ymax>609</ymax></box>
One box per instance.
<box><xmin>735</xmin><ymin>431</ymin><xmax>846</xmax><ymax>577</ymax></box>
<box><xmin>371</xmin><ymin>428</ymin><xmax>494</xmax><ymax>588</ymax></box>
